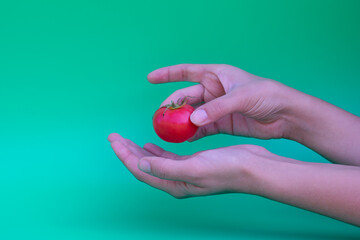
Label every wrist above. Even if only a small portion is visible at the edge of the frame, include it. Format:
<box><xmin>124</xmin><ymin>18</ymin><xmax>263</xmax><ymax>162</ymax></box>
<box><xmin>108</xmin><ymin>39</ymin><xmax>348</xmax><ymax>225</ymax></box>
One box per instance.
<box><xmin>230</xmin><ymin>151</ymin><xmax>292</xmax><ymax>195</ymax></box>
<box><xmin>260</xmin><ymin>80</ymin><xmax>311</xmax><ymax>142</ymax></box>
<box><xmin>276</xmin><ymin>85</ymin><xmax>318</xmax><ymax>143</ymax></box>
<box><xmin>245</xmin><ymin>154</ymin><xmax>307</xmax><ymax>197</ymax></box>
<box><xmin>282</xmin><ymin>91</ymin><xmax>360</xmax><ymax>164</ymax></box>
<box><xmin>281</xmin><ymin>89</ymin><xmax>344</xmax><ymax>143</ymax></box>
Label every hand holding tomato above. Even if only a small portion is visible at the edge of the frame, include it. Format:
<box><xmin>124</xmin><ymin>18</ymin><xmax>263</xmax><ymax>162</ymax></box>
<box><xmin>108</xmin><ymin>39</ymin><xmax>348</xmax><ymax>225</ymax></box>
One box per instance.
<box><xmin>153</xmin><ymin>97</ymin><xmax>198</xmax><ymax>143</ymax></box>
<box><xmin>147</xmin><ymin>64</ymin><xmax>304</xmax><ymax>141</ymax></box>
<box><xmin>108</xmin><ymin>64</ymin><xmax>360</xmax><ymax>226</ymax></box>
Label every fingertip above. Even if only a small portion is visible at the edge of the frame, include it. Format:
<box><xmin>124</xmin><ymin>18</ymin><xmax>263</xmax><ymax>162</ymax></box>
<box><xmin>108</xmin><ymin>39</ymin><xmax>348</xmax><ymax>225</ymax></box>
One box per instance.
<box><xmin>147</xmin><ymin>68</ymin><xmax>167</xmax><ymax>83</ymax></box>
<box><xmin>108</xmin><ymin>133</ymin><xmax>121</xmax><ymax>142</ymax></box>
<box><xmin>190</xmin><ymin>109</ymin><xmax>208</xmax><ymax>126</ymax></box>
<box><xmin>147</xmin><ymin>72</ymin><xmax>156</xmax><ymax>82</ymax></box>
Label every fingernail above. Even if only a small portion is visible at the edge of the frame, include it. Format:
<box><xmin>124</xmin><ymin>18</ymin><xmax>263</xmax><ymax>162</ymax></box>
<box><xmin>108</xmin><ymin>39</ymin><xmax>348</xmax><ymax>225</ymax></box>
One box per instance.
<box><xmin>138</xmin><ymin>159</ymin><xmax>151</xmax><ymax>173</ymax></box>
<box><xmin>191</xmin><ymin>109</ymin><xmax>207</xmax><ymax>125</ymax></box>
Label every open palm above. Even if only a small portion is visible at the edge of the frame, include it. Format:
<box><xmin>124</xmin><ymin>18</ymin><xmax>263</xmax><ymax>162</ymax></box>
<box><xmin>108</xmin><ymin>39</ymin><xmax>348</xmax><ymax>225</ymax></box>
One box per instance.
<box><xmin>108</xmin><ymin>133</ymin><xmax>275</xmax><ymax>198</ymax></box>
<box><xmin>108</xmin><ymin>133</ymin><xmax>206</xmax><ymax>198</ymax></box>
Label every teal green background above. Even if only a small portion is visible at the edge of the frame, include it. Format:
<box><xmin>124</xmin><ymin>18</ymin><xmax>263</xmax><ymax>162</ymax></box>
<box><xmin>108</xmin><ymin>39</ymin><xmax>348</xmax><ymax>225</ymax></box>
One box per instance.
<box><xmin>1</xmin><ymin>0</ymin><xmax>360</xmax><ymax>239</ymax></box>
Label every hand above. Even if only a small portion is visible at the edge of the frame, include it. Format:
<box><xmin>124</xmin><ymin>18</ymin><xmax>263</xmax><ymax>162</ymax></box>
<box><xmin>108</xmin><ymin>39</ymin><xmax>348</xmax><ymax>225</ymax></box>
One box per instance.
<box><xmin>108</xmin><ymin>133</ymin><xmax>279</xmax><ymax>198</ymax></box>
<box><xmin>148</xmin><ymin>64</ymin><xmax>301</xmax><ymax>141</ymax></box>
<box><xmin>108</xmin><ymin>133</ymin><xmax>360</xmax><ymax>225</ymax></box>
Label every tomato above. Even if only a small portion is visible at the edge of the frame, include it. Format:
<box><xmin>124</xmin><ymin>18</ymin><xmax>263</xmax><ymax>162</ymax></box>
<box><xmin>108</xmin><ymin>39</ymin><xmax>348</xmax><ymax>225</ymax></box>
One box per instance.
<box><xmin>153</xmin><ymin>99</ymin><xmax>198</xmax><ymax>143</ymax></box>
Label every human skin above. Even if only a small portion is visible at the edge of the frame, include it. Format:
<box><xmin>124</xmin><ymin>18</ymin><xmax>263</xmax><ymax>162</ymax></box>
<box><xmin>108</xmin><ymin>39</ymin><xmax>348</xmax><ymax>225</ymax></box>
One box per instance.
<box><xmin>108</xmin><ymin>133</ymin><xmax>360</xmax><ymax>226</ymax></box>
<box><xmin>108</xmin><ymin>64</ymin><xmax>360</xmax><ymax>226</ymax></box>
<box><xmin>147</xmin><ymin>64</ymin><xmax>360</xmax><ymax>166</ymax></box>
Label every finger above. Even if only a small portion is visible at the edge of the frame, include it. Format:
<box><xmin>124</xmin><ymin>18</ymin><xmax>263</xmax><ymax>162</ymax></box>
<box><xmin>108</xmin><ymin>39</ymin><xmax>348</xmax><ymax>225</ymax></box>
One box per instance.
<box><xmin>138</xmin><ymin>156</ymin><xmax>194</xmax><ymax>182</ymax></box>
<box><xmin>160</xmin><ymin>84</ymin><xmax>204</xmax><ymax>107</ymax></box>
<box><xmin>190</xmin><ymin>91</ymin><xmax>240</xmax><ymax>126</ymax></box>
<box><xmin>110</xmin><ymin>141</ymin><xmax>181</xmax><ymax>194</ymax></box>
<box><xmin>187</xmin><ymin>124</ymin><xmax>220</xmax><ymax>142</ymax></box>
<box><xmin>124</xmin><ymin>139</ymin><xmax>153</xmax><ymax>157</ymax></box>
<box><xmin>111</xmin><ymin>140</ymin><xmax>139</xmax><ymax>167</ymax></box>
<box><xmin>108</xmin><ymin>133</ymin><xmax>124</xmax><ymax>143</ymax></box>
<box><xmin>143</xmin><ymin>143</ymin><xmax>186</xmax><ymax>160</ymax></box>
<box><xmin>108</xmin><ymin>133</ymin><xmax>136</xmax><ymax>151</ymax></box>
<box><xmin>147</xmin><ymin>64</ymin><xmax>221</xmax><ymax>84</ymax></box>
<box><xmin>143</xmin><ymin>142</ymin><xmax>164</xmax><ymax>155</ymax></box>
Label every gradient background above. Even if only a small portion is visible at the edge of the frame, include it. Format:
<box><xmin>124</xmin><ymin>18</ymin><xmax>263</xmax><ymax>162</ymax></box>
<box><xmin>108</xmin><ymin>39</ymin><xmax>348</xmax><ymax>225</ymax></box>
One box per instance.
<box><xmin>1</xmin><ymin>0</ymin><xmax>360</xmax><ymax>239</ymax></box>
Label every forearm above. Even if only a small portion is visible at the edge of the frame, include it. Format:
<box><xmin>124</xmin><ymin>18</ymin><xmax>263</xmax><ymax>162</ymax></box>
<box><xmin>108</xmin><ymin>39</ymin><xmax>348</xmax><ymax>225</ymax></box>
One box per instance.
<box><xmin>282</xmin><ymin>87</ymin><xmax>360</xmax><ymax>165</ymax></box>
<box><xmin>251</xmin><ymin>157</ymin><xmax>360</xmax><ymax>226</ymax></box>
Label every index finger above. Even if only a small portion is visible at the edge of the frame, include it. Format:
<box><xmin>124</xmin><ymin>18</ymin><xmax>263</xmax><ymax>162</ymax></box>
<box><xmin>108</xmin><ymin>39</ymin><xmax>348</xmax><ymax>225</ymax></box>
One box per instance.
<box><xmin>147</xmin><ymin>64</ymin><xmax>221</xmax><ymax>84</ymax></box>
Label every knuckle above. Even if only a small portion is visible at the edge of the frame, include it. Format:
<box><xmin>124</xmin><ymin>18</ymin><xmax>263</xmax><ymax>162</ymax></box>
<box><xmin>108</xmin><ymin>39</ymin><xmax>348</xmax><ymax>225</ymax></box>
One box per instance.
<box><xmin>181</xmin><ymin>65</ymin><xmax>189</xmax><ymax>81</ymax></box>
<box><xmin>218</xmin><ymin>64</ymin><xmax>238</xmax><ymax>73</ymax></box>
<box><xmin>153</xmin><ymin>163</ymin><xmax>168</xmax><ymax>179</ymax></box>
<box><xmin>258</xmin><ymin>79</ymin><xmax>279</xmax><ymax>94</ymax></box>
<box><xmin>205</xmin><ymin>101</ymin><xmax>225</xmax><ymax>118</ymax></box>
<box><xmin>219</xmin><ymin>63</ymin><xmax>231</xmax><ymax>69</ymax></box>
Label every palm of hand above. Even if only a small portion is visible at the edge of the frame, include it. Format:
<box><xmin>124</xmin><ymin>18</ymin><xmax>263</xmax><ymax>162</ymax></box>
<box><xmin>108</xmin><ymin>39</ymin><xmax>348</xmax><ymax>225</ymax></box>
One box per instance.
<box><xmin>108</xmin><ymin>133</ymin><xmax>210</xmax><ymax>198</ymax></box>
<box><xmin>108</xmin><ymin>133</ymin><xmax>266</xmax><ymax>198</ymax></box>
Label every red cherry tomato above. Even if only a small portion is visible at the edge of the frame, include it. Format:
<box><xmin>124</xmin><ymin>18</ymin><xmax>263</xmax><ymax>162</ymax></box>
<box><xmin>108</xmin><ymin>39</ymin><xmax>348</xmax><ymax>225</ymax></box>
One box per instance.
<box><xmin>153</xmin><ymin>102</ymin><xmax>198</xmax><ymax>143</ymax></box>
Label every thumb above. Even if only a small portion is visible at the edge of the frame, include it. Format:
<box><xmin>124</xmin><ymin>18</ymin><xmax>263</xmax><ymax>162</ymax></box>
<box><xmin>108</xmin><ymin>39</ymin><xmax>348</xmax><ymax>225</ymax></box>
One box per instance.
<box><xmin>190</xmin><ymin>92</ymin><xmax>240</xmax><ymax>126</ymax></box>
<box><xmin>138</xmin><ymin>157</ymin><xmax>190</xmax><ymax>181</ymax></box>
